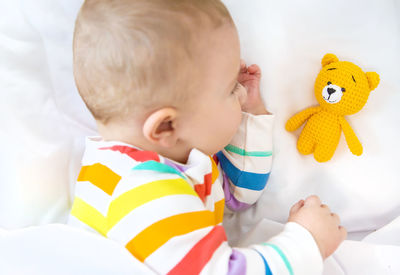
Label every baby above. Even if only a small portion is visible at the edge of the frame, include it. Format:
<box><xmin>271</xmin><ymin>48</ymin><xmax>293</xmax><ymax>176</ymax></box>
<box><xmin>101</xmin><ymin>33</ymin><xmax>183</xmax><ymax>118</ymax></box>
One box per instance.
<box><xmin>68</xmin><ymin>0</ymin><xmax>346</xmax><ymax>274</ymax></box>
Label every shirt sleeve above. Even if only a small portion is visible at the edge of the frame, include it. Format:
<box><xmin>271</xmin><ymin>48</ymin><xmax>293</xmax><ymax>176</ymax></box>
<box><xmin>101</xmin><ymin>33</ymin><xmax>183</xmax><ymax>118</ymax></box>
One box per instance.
<box><xmin>215</xmin><ymin>112</ymin><xmax>274</xmax><ymax>211</ymax></box>
<box><xmin>103</xmin><ymin>168</ymin><xmax>322</xmax><ymax>275</ymax></box>
<box><xmin>249</xmin><ymin>222</ymin><xmax>324</xmax><ymax>275</ymax></box>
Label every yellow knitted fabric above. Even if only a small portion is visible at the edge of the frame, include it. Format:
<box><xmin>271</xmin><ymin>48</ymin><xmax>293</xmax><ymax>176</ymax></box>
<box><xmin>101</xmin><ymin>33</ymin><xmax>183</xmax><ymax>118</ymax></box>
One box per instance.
<box><xmin>285</xmin><ymin>53</ymin><xmax>380</xmax><ymax>162</ymax></box>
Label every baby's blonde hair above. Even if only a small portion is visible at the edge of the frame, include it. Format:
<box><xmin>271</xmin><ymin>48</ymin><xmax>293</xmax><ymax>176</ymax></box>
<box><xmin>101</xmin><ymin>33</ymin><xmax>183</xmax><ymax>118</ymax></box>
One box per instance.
<box><xmin>73</xmin><ymin>0</ymin><xmax>233</xmax><ymax>124</ymax></box>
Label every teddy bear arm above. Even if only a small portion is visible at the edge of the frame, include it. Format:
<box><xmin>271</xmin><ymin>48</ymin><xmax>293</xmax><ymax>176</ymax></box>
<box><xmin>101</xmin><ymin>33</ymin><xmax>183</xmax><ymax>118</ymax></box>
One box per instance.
<box><xmin>285</xmin><ymin>106</ymin><xmax>322</xmax><ymax>132</ymax></box>
<box><xmin>338</xmin><ymin>117</ymin><xmax>363</xmax><ymax>156</ymax></box>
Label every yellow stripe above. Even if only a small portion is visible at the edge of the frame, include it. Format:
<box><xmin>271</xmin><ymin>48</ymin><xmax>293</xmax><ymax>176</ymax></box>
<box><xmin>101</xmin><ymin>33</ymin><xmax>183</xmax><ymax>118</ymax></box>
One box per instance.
<box><xmin>125</xmin><ymin>199</ymin><xmax>225</xmax><ymax>262</ymax></box>
<box><xmin>210</xmin><ymin>156</ymin><xmax>220</xmax><ymax>184</ymax></box>
<box><xmin>78</xmin><ymin>163</ymin><xmax>121</xmax><ymax>195</ymax></box>
<box><xmin>106</xmin><ymin>178</ymin><xmax>198</xmax><ymax>230</ymax></box>
<box><xmin>70</xmin><ymin>197</ymin><xmax>108</xmax><ymax>236</ymax></box>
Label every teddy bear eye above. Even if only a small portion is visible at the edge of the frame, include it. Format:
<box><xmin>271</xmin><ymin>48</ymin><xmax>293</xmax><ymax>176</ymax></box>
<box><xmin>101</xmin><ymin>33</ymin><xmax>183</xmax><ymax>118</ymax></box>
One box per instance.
<box><xmin>341</xmin><ymin>87</ymin><xmax>346</xmax><ymax>92</ymax></box>
<box><xmin>327</xmin><ymin>81</ymin><xmax>332</xmax><ymax>85</ymax></box>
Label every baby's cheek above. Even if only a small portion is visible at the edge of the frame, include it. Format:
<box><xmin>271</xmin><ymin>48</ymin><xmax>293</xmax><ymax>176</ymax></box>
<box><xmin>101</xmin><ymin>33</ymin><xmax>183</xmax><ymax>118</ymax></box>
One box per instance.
<box><xmin>231</xmin><ymin>108</ymin><xmax>242</xmax><ymax>136</ymax></box>
<box><xmin>238</xmin><ymin>86</ymin><xmax>247</xmax><ymax>106</ymax></box>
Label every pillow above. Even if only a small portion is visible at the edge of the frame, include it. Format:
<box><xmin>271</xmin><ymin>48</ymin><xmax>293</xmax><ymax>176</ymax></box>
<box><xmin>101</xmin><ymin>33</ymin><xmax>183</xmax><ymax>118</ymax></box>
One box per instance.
<box><xmin>0</xmin><ymin>0</ymin><xmax>89</xmax><ymax>228</ymax></box>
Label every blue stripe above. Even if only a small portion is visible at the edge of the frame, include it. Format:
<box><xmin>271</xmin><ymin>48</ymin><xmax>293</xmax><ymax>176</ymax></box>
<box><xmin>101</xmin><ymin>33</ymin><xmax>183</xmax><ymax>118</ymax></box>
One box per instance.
<box><xmin>216</xmin><ymin>151</ymin><xmax>270</xmax><ymax>191</ymax></box>
<box><xmin>262</xmin><ymin>243</ymin><xmax>293</xmax><ymax>275</ymax></box>
<box><xmin>252</xmin><ymin>248</ymin><xmax>273</xmax><ymax>275</ymax></box>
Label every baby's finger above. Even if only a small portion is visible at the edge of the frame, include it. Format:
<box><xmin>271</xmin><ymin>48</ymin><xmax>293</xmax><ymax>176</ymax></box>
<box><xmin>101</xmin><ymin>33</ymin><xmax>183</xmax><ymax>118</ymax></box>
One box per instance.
<box><xmin>321</xmin><ymin>204</ymin><xmax>331</xmax><ymax>212</ymax></box>
<box><xmin>289</xmin><ymin>199</ymin><xmax>305</xmax><ymax>215</ymax></box>
<box><xmin>330</xmin><ymin>212</ymin><xmax>341</xmax><ymax>225</ymax></box>
<box><xmin>305</xmin><ymin>195</ymin><xmax>322</xmax><ymax>206</ymax></box>
<box><xmin>247</xmin><ymin>64</ymin><xmax>261</xmax><ymax>76</ymax></box>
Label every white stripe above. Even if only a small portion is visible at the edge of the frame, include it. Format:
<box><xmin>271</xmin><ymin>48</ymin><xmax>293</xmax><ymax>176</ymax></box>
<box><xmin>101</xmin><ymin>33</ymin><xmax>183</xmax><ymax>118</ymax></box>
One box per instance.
<box><xmin>233</xmin><ymin>185</ymin><xmax>264</xmax><ymax>204</ymax></box>
<box><xmin>82</xmin><ymin>142</ymin><xmax>139</xmax><ymax>177</ymax></box>
<box><xmin>265</xmin><ymin>222</ymin><xmax>323</xmax><ymax>274</ymax></box>
<box><xmin>235</xmin><ymin>248</ymin><xmax>267</xmax><ymax>275</ymax></box>
<box><xmin>229</xmin><ymin>113</ymin><xmax>274</xmax><ymax>152</ymax></box>
<box><xmin>145</xmin><ymin>226</ymin><xmax>214</xmax><ymax>274</ymax></box>
<box><xmin>199</xmin><ymin>241</ymin><xmax>231</xmax><ymax>275</ymax></box>
<box><xmin>106</xmin><ymin>194</ymin><xmax>204</xmax><ymax>245</ymax></box>
<box><xmin>112</xmin><ymin>170</ymin><xmax>183</xmax><ymax>199</ymax></box>
<box><xmin>204</xmin><ymin>182</ymin><xmax>225</xmax><ymax>210</ymax></box>
<box><xmin>74</xmin><ymin>181</ymin><xmax>111</xmax><ymax>216</ymax></box>
<box><xmin>243</xmin><ymin>114</ymin><xmax>274</xmax><ymax>152</ymax></box>
<box><xmin>213</xmin><ymin>173</ymin><xmax>225</xmax><ymax>200</ymax></box>
<box><xmin>184</xmin><ymin>151</ymin><xmax>212</xmax><ymax>183</ymax></box>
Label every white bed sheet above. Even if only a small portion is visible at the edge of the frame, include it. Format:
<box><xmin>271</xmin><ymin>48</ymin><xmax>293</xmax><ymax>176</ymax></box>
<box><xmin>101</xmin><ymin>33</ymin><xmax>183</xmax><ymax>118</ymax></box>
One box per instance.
<box><xmin>0</xmin><ymin>0</ymin><xmax>399</xmax><ymax>274</ymax></box>
<box><xmin>0</xmin><ymin>220</ymin><xmax>399</xmax><ymax>275</ymax></box>
<box><xmin>223</xmin><ymin>0</ymin><xmax>400</xmax><ymax>242</ymax></box>
<box><xmin>0</xmin><ymin>224</ymin><xmax>154</xmax><ymax>275</ymax></box>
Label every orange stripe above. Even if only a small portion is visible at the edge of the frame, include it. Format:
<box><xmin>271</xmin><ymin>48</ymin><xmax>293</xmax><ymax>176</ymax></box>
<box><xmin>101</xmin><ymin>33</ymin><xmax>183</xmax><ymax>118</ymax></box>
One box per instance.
<box><xmin>126</xmin><ymin>200</ymin><xmax>224</xmax><ymax>262</ymax></box>
<box><xmin>209</xmin><ymin>156</ymin><xmax>219</xmax><ymax>183</ymax></box>
<box><xmin>77</xmin><ymin>163</ymin><xmax>121</xmax><ymax>195</ymax></box>
<box><xmin>167</xmin><ymin>226</ymin><xmax>227</xmax><ymax>275</ymax></box>
<box><xmin>214</xmin><ymin>199</ymin><xmax>224</xmax><ymax>224</ymax></box>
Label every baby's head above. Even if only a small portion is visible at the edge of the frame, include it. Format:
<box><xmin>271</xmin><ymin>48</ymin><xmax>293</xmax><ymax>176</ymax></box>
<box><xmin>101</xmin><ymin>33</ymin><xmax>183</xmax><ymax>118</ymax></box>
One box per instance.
<box><xmin>73</xmin><ymin>0</ymin><xmax>246</xmax><ymax>163</ymax></box>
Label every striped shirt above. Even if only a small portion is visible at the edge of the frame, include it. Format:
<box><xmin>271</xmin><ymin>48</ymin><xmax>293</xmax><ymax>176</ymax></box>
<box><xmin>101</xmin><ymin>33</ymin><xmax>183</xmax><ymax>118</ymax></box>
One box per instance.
<box><xmin>68</xmin><ymin>113</ymin><xmax>323</xmax><ymax>274</ymax></box>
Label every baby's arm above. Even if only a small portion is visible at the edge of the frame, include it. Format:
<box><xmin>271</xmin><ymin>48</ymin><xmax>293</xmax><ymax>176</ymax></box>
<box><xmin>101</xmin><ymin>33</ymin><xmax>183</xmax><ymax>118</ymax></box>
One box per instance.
<box><xmin>248</xmin><ymin>195</ymin><xmax>346</xmax><ymax>274</ymax></box>
<box><xmin>237</xmin><ymin>61</ymin><xmax>270</xmax><ymax>115</ymax></box>
<box><xmin>215</xmin><ymin>112</ymin><xmax>273</xmax><ymax>211</ymax></box>
<box><xmin>215</xmin><ymin>61</ymin><xmax>273</xmax><ymax>211</ymax></box>
<box><xmin>112</xmin><ymin>169</ymin><xmax>329</xmax><ymax>274</ymax></box>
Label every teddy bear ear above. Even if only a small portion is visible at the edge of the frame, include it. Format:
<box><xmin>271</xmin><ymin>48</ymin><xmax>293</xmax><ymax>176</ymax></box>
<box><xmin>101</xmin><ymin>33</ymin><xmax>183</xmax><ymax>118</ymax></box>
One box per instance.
<box><xmin>321</xmin><ymin>53</ymin><xmax>339</xmax><ymax>67</ymax></box>
<box><xmin>366</xmin><ymin>72</ymin><xmax>380</xmax><ymax>91</ymax></box>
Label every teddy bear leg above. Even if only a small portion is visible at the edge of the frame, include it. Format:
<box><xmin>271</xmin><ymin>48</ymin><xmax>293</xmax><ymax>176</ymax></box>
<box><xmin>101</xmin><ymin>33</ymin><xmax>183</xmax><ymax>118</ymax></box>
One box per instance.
<box><xmin>314</xmin><ymin>142</ymin><xmax>337</xmax><ymax>162</ymax></box>
<box><xmin>297</xmin><ymin>131</ymin><xmax>315</xmax><ymax>155</ymax></box>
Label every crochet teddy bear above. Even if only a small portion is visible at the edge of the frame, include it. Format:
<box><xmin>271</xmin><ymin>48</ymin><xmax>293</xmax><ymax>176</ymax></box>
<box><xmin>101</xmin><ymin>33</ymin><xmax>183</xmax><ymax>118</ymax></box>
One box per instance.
<box><xmin>285</xmin><ymin>53</ymin><xmax>380</xmax><ymax>162</ymax></box>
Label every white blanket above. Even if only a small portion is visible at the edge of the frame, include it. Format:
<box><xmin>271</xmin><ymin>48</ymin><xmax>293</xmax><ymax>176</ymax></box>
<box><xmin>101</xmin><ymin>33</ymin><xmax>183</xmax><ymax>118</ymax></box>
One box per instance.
<box><xmin>0</xmin><ymin>0</ymin><xmax>399</xmax><ymax>274</ymax></box>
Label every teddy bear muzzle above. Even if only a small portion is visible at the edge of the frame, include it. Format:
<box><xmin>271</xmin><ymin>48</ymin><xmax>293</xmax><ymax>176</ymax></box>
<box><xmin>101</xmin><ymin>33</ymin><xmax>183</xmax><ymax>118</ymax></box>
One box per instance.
<box><xmin>322</xmin><ymin>83</ymin><xmax>344</xmax><ymax>104</ymax></box>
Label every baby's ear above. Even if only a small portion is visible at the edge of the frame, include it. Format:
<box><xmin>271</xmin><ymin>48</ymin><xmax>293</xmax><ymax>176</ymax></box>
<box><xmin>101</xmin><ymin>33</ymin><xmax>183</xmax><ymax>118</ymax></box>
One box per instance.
<box><xmin>366</xmin><ymin>72</ymin><xmax>380</xmax><ymax>91</ymax></box>
<box><xmin>143</xmin><ymin>107</ymin><xmax>179</xmax><ymax>148</ymax></box>
<box><xmin>321</xmin><ymin>53</ymin><xmax>339</xmax><ymax>67</ymax></box>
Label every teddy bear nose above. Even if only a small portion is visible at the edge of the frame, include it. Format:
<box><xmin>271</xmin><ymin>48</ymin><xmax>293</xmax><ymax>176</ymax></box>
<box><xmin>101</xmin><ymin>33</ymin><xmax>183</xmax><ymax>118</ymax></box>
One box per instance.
<box><xmin>327</xmin><ymin>87</ymin><xmax>336</xmax><ymax>95</ymax></box>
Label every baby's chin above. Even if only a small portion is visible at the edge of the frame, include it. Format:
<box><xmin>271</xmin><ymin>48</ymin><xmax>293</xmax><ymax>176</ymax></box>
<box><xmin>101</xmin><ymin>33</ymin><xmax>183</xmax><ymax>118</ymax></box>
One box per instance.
<box><xmin>190</xmin><ymin>136</ymin><xmax>235</xmax><ymax>157</ymax></box>
<box><xmin>206</xmin><ymin>143</ymin><xmax>231</xmax><ymax>156</ymax></box>
<box><xmin>193</xmin><ymin>146</ymin><xmax>220</xmax><ymax>157</ymax></box>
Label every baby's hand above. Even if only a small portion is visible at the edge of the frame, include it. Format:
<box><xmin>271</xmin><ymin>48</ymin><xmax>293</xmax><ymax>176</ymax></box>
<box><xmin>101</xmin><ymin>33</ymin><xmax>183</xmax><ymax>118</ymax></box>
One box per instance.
<box><xmin>288</xmin><ymin>195</ymin><xmax>347</xmax><ymax>260</ymax></box>
<box><xmin>238</xmin><ymin>60</ymin><xmax>270</xmax><ymax>115</ymax></box>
